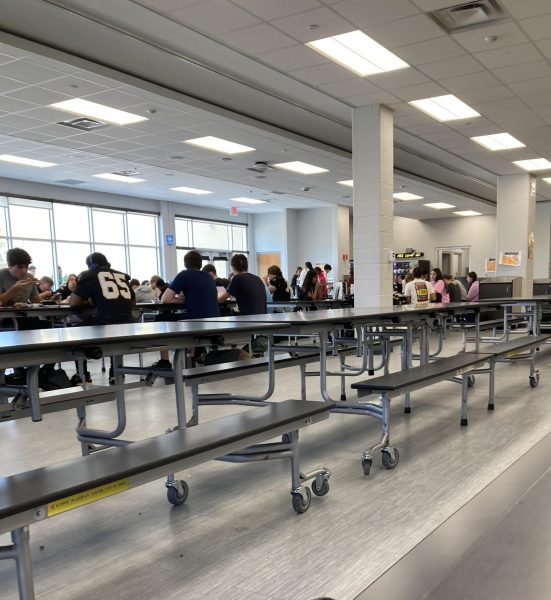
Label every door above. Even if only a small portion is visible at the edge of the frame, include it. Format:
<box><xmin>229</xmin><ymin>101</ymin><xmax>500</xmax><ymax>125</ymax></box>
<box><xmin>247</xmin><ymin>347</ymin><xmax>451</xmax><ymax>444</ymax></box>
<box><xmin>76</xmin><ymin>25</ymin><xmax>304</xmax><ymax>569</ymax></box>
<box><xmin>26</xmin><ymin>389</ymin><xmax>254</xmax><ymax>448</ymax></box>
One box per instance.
<box><xmin>257</xmin><ymin>252</ymin><xmax>281</xmax><ymax>278</ymax></box>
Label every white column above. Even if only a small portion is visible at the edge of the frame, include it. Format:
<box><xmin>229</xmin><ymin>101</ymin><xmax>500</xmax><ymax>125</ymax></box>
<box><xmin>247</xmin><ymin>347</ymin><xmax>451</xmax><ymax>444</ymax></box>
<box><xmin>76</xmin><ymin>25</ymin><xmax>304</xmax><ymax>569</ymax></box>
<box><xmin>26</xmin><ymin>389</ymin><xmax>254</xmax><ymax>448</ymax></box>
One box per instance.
<box><xmin>496</xmin><ymin>174</ymin><xmax>536</xmax><ymax>296</ymax></box>
<box><xmin>330</xmin><ymin>205</ymin><xmax>351</xmax><ymax>281</ymax></box>
<box><xmin>352</xmin><ymin>104</ymin><xmax>394</xmax><ymax>307</ymax></box>
<box><xmin>534</xmin><ymin>202</ymin><xmax>551</xmax><ymax>279</ymax></box>
<box><xmin>159</xmin><ymin>200</ymin><xmax>177</xmax><ymax>279</ymax></box>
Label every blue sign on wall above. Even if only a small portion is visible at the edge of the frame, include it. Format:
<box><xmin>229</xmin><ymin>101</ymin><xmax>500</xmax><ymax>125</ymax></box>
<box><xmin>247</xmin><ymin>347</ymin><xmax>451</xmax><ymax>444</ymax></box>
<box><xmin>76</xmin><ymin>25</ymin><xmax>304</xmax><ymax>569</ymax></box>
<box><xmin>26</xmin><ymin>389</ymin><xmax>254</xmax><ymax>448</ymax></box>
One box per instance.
<box><xmin>166</xmin><ymin>234</ymin><xmax>174</xmax><ymax>245</ymax></box>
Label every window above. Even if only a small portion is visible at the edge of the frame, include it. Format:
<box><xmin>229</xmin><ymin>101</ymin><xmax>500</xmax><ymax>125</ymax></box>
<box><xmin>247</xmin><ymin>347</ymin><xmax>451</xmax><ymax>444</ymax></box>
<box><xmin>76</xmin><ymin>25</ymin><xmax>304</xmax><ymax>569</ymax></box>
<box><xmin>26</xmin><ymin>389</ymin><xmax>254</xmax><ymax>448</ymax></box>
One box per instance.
<box><xmin>10</xmin><ymin>203</ymin><xmax>52</xmax><ymax>240</ymax></box>
<box><xmin>175</xmin><ymin>217</ymin><xmax>247</xmax><ymax>254</ymax></box>
<box><xmin>53</xmin><ymin>204</ymin><xmax>90</xmax><ymax>241</ymax></box>
<box><xmin>93</xmin><ymin>209</ymin><xmax>125</xmax><ymax>244</ymax></box>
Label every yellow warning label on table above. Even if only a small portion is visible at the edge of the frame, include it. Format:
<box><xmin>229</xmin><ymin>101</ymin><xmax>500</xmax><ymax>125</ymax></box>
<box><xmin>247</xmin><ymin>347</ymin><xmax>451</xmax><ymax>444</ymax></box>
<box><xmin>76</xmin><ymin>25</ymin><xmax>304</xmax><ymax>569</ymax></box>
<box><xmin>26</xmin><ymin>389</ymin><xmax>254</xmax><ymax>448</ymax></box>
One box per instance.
<box><xmin>47</xmin><ymin>479</ymin><xmax>129</xmax><ymax>517</ymax></box>
<box><xmin>505</xmin><ymin>351</ymin><xmax>518</xmax><ymax>358</ymax></box>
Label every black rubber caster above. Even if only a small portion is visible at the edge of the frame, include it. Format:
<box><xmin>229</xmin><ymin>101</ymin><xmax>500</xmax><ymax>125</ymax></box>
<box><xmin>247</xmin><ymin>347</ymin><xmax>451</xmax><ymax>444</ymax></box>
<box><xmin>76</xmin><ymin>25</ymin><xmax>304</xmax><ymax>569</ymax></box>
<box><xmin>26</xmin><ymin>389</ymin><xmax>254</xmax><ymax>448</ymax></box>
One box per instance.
<box><xmin>167</xmin><ymin>480</ymin><xmax>189</xmax><ymax>506</ymax></box>
<box><xmin>381</xmin><ymin>447</ymin><xmax>399</xmax><ymax>470</ymax></box>
<box><xmin>291</xmin><ymin>487</ymin><xmax>311</xmax><ymax>514</ymax></box>
<box><xmin>311</xmin><ymin>477</ymin><xmax>329</xmax><ymax>497</ymax></box>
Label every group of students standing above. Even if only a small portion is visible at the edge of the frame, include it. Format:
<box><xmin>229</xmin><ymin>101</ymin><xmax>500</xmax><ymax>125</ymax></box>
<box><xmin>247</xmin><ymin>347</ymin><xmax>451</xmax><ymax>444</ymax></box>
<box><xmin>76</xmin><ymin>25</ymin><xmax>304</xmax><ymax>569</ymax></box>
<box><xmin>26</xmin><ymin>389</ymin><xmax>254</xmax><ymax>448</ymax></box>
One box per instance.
<box><xmin>400</xmin><ymin>267</ymin><xmax>480</xmax><ymax>305</ymax></box>
<box><xmin>290</xmin><ymin>262</ymin><xmax>332</xmax><ymax>301</ymax></box>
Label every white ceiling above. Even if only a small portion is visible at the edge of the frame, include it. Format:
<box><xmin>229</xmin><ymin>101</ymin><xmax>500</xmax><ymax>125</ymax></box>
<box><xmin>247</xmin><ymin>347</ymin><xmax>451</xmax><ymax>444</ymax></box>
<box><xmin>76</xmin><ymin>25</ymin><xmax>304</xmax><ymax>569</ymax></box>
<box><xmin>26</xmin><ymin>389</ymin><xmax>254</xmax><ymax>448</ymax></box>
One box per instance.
<box><xmin>0</xmin><ymin>0</ymin><xmax>550</xmax><ymax>217</ymax></box>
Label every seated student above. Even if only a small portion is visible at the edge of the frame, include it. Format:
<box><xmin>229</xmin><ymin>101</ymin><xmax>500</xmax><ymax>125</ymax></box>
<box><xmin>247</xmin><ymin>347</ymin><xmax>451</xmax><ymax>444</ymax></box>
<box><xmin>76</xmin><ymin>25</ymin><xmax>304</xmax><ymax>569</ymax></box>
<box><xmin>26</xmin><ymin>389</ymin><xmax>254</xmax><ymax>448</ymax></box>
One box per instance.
<box><xmin>151</xmin><ymin>251</ymin><xmax>221</xmax><ymax>370</ymax></box>
<box><xmin>149</xmin><ymin>274</ymin><xmax>163</xmax><ymax>299</ymax></box>
<box><xmin>403</xmin><ymin>267</ymin><xmax>435</xmax><ymax>305</ymax></box>
<box><xmin>56</xmin><ymin>273</ymin><xmax>78</xmax><ymax>302</ymax></box>
<box><xmin>453</xmin><ymin>277</ymin><xmax>468</xmax><ymax>301</ymax></box>
<box><xmin>443</xmin><ymin>274</ymin><xmax>462</xmax><ymax>303</ymax></box>
<box><xmin>467</xmin><ymin>271</ymin><xmax>479</xmax><ymax>302</ymax></box>
<box><xmin>316</xmin><ymin>266</ymin><xmax>328</xmax><ymax>298</ymax></box>
<box><xmin>431</xmin><ymin>268</ymin><xmax>449</xmax><ymax>304</ymax></box>
<box><xmin>266</xmin><ymin>265</ymin><xmax>290</xmax><ymax>301</ymax></box>
<box><xmin>299</xmin><ymin>269</ymin><xmax>323</xmax><ymax>301</ymax></box>
<box><xmin>218</xmin><ymin>253</ymin><xmax>267</xmax><ymax>315</ymax></box>
<box><xmin>69</xmin><ymin>252</ymin><xmax>135</xmax><ymax>384</ymax></box>
<box><xmin>130</xmin><ymin>278</ymin><xmax>157</xmax><ymax>303</ymax></box>
<box><xmin>37</xmin><ymin>276</ymin><xmax>60</xmax><ymax>301</ymax></box>
<box><xmin>202</xmin><ymin>263</ymin><xmax>229</xmax><ymax>288</ymax></box>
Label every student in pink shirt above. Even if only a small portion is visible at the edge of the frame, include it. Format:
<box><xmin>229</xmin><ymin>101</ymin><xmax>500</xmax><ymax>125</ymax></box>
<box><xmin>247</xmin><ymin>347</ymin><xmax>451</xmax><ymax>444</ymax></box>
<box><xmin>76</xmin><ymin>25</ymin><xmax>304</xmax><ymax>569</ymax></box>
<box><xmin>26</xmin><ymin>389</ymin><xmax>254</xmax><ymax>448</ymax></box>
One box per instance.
<box><xmin>431</xmin><ymin>268</ymin><xmax>449</xmax><ymax>304</ymax></box>
<box><xmin>467</xmin><ymin>271</ymin><xmax>480</xmax><ymax>302</ymax></box>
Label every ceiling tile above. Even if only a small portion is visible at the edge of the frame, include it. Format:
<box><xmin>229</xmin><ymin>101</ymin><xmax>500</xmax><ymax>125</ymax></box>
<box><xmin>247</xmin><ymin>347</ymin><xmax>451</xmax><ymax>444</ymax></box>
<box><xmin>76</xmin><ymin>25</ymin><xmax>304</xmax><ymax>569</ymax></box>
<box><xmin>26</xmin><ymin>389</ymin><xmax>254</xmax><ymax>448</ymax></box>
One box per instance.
<box><xmin>474</xmin><ymin>43</ymin><xmax>544</xmax><ymax>69</ymax></box>
<box><xmin>331</xmin><ymin>0</ymin><xmax>420</xmax><ymax>27</ymax></box>
<box><xmin>0</xmin><ymin>113</ymin><xmax>46</xmax><ymax>130</ymax></box>
<box><xmin>410</xmin><ymin>0</ymin><xmax>464</xmax><ymax>10</ymax></box>
<box><xmin>518</xmin><ymin>90</ymin><xmax>551</xmax><ymax>108</ymax></box>
<box><xmin>500</xmin><ymin>0</ymin><xmax>551</xmax><ymax>19</ymax></box>
<box><xmin>167</xmin><ymin>0</ymin><xmax>261</xmax><ymax>35</ymax></box>
<box><xmin>452</xmin><ymin>22</ymin><xmax>529</xmax><ymax>53</ymax></box>
<box><xmin>256</xmin><ymin>44</ymin><xmax>327</xmax><ymax>71</ymax></box>
<box><xmin>418</xmin><ymin>55</ymin><xmax>484</xmax><ymax>79</ymax></box>
<box><xmin>0</xmin><ymin>60</ymin><xmax>63</xmax><ymax>85</ymax></box>
<box><xmin>319</xmin><ymin>78</ymin><xmax>380</xmax><ymax>98</ymax></box>
<box><xmin>391</xmin><ymin>81</ymin><xmax>448</xmax><ymax>101</ymax></box>
<box><xmin>5</xmin><ymin>86</ymin><xmax>71</xmax><ymax>106</ymax></box>
<box><xmin>0</xmin><ymin>95</ymin><xmax>39</xmax><ymax>114</ymax></box>
<box><xmin>365</xmin><ymin>14</ymin><xmax>444</xmax><ymax>49</ymax></box>
<box><xmin>230</xmin><ymin>0</ymin><xmax>322</xmax><ymax>20</ymax></box>
<box><xmin>367</xmin><ymin>68</ymin><xmax>430</xmax><ymax>90</ymax></box>
<box><xmin>395</xmin><ymin>36</ymin><xmax>465</xmax><ymax>66</ymax></box>
<box><xmin>40</xmin><ymin>76</ymin><xmax>109</xmax><ymax>97</ymax></box>
<box><xmin>535</xmin><ymin>38</ymin><xmax>551</xmax><ymax>59</ymax></box>
<box><xmin>218</xmin><ymin>23</ymin><xmax>297</xmax><ymax>54</ymax></box>
<box><xmin>492</xmin><ymin>60</ymin><xmax>551</xmax><ymax>83</ymax></box>
<box><xmin>270</xmin><ymin>7</ymin><xmax>354</xmax><ymax>42</ymax></box>
<box><xmin>0</xmin><ymin>76</ymin><xmax>27</xmax><ymax>95</ymax></box>
<box><xmin>507</xmin><ymin>76</ymin><xmax>551</xmax><ymax>96</ymax></box>
<box><xmin>459</xmin><ymin>85</ymin><xmax>515</xmax><ymax>104</ymax></box>
<box><xmin>83</xmin><ymin>90</ymin><xmax>147</xmax><ymax>110</ymax></box>
<box><xmin>440</xmin><ymin>70</ymin><xmax>502</xmax><ymax>93</ymax></box>
<box><xmin>289</xmin><ymin>62</ymin><xmax>354</xmax><ymax>85</ymax></box>
<box><xmin>134</xmin><ymin>0</ymin><xmax>205</xmax><ymax>13</ymax></box>
<box><xmin>345</xmin><ymin>91</ymin><xmax>401</xmax><ymax>107</ymax></box>
<box><xmin>519</xmin><ymin>15</ymin><xmax>551</xmax><ymax>41</ymax></box>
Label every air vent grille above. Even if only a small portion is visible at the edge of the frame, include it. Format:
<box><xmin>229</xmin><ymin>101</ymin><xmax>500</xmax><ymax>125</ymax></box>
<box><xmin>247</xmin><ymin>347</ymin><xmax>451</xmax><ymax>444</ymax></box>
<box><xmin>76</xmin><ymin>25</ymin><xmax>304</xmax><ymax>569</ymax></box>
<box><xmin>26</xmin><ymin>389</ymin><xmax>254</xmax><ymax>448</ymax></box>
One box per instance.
<box><xmin>57</xmin><ymin>117</ymin><xmax>107</xmax><ymax>131</ymax></box>
<box><xmin>429</xmin><ymin>0</ymin><xmax>508</xmax><ymax>33</ymax></box>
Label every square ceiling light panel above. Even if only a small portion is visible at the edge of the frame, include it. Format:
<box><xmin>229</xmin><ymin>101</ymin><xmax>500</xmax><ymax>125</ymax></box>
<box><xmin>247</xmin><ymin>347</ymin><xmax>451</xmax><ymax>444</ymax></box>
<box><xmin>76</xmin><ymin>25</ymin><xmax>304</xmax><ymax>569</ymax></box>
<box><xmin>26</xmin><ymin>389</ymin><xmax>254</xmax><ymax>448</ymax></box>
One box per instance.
<box><xmin>513</xmin><ymin>158</ymin><xmax>551</xmax><ymax>171</ymax></box>
<box><xmin>93</xmin><ymin>173</ymin><xmax>145</xmax><ymax>183</ymax></box>
<box><xmin>424</xmin><ymin>202</ymin><xmax>456</xmax><ymax>209</ymax></box>
<box><xmin>393</xmin><ymin>192</ymin><xmax>423</xmax><ymax>200</ymax></box>
<box><xmin>171</xmin><ymin>186</ymin><xmax>213</xmax><ymax>195</ymax></box>
<box><xmin>306</xmin><ymin>30</ymin><xmax>409</xmax><ymax>77</ymax></box>
<box><xmin>0</xmin><ymin>154</ymin><xmax>57</xmax><ymax>167</ymax></box>
<box><xmin>273</xmin><ymin>161</ymin><xmax>328</xmax><ymax>174</ymax></box>
<box><xmin>50</xmin><ymin>99</ymin><xmax>148</xmax><ymax>125</ymax></box>
<box><xmin>454</xmin><ymin>210</ymin><xmax>482</xmax><ymax>216</ymax></box>
<box><xmin>409</xmin><ymin>95</ymin><xmax>480</xmax><ymax>122</ymax></box>
<box><xmin>471</xmin><ymin>133</ymin><xmax>525</xmax><ymax>151</ymax></box>
<box><xmin>337</xmin><ymin>180</ymin><xmax>353</xmax><ymax>187</ymax></box>
<box><xmin>184</xmin><ymin>136</ymin><xmax>255</xmax><ymax>154</ymax></box>
<box><xmin>230</xmin><ymin>197</ymin><xmax>267</xmax><ymax>204</ymax></box>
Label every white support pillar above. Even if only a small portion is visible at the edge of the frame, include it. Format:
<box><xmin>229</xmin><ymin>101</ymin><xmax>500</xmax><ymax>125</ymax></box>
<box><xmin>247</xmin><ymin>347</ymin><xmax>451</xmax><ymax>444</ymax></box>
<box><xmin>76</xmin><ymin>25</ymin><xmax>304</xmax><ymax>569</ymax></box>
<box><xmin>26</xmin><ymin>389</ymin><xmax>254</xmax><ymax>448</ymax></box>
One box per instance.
<box><xmin>496</xmin><ymin>174</ymin><xmax>536</xmax><ymax>296</ymax></box>
<box><xmin>159</xmin><ymin>200</ymin><xmax>177</xmax><ymax>279</ymax></box>
<box><xmin>352</xmin><ymin>104</ymin><xmax>394</xmax><ymax>307</ymax></box>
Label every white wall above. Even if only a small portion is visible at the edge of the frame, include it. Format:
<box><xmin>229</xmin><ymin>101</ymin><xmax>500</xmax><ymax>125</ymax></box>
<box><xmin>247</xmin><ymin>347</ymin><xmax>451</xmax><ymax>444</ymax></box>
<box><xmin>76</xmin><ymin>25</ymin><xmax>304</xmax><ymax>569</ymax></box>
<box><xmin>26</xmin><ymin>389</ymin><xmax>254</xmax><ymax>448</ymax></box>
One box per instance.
<box><xmin>252</xmin><ymin>211</ymin><xmax>285</xmax><ymax>276</ymax></box>
<box><xmin>534</xmin><ymin>202</ymin><xmax>551</xmax><ymax>279</ymax></box>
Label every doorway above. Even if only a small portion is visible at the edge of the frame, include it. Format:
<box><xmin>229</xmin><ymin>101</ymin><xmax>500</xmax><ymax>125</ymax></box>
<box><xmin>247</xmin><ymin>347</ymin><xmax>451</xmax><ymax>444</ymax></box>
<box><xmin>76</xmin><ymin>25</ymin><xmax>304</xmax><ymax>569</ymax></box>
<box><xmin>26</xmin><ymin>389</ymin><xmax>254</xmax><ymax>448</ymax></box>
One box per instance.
<box><xmin>435</xmin><ymin>247</ymin><xmax>470</xmax><ymax>277</ymax></box>
<box><xmin>257</xmin><ymin>252</ymin><xmax>281</xmax><ymax>278</ymax></box>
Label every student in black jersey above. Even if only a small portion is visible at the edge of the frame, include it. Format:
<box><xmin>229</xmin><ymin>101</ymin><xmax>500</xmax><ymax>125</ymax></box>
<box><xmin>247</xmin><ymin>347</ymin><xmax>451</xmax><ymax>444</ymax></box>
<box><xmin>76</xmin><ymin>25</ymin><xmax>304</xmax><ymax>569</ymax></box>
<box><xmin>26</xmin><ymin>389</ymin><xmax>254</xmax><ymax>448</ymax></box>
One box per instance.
<box><xmin>218</xmin><ymin>253</ymin><xmax>267</xmax><ymax>315</ymax></box>
<box><xmin>69</xmin><ymin>252</ymin><xmax>135</xmax><ymax>383</ymax></box>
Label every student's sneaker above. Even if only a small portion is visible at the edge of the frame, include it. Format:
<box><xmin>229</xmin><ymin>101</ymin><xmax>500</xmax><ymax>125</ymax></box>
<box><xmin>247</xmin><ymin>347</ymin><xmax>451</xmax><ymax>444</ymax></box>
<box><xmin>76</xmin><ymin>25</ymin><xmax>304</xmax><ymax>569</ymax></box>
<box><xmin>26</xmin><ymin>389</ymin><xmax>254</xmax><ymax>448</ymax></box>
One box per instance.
<box><xmin>150</xmin><ymin>359</ymin><xmax>172</xmax><ymax>370</ymax></box>
<box><xmin>70</xmin><ymin>373</ymin><xmax>82</xmax><ymax>386</ymax></box>
<box><xmin>108</xmin><ymin>367</ymin><xmax>125</xmax><ymax>385</ymax></box>
<box><xmin>84</xmin><ymin>372</ymin><xmax>92</xmax><ymax>384</ymax></box>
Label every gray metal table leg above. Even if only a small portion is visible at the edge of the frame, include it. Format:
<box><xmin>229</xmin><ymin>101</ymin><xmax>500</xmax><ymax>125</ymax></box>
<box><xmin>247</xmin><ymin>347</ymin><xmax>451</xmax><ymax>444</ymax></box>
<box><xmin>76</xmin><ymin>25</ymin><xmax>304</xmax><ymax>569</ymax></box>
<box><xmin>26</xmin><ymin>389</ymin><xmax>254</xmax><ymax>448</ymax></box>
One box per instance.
<box><xmin>461</xmin><ymin>373</ymin><xmax>469</xmax><ymax>426</ymax></box>
<box><xmin>14</xmin><ymin>527</ymin><xmax>35</xmax><ymax>600</ymax></box>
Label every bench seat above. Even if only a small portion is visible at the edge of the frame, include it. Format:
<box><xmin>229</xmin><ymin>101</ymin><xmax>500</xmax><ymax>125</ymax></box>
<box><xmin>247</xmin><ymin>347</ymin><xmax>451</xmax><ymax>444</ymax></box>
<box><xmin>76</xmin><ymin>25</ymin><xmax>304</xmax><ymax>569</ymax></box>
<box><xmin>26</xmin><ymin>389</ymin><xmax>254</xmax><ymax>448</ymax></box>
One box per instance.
<box><xmin>469</xmin><ymin>334</ymin><xmax>550</xmax><ymax>358</ymax></box>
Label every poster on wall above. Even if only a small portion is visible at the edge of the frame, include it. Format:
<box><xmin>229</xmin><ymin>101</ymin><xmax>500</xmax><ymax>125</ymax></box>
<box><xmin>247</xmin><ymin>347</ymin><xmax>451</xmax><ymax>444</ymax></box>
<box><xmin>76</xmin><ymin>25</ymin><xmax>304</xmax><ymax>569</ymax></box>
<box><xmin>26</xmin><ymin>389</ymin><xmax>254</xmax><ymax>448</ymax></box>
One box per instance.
<box><xmin>528</xmin><ymin>231</ymin><xmax>534</xmax><ymax>260</ymax></box>
<box><xmin>499</xmin><ymin>251</ymin><xmax>522</xmax><ymax>267</ymax></box>
<box><xmin>485</xmin><ymin>258</ymin><xmax>496</xmax><ymax>273</ymax></box>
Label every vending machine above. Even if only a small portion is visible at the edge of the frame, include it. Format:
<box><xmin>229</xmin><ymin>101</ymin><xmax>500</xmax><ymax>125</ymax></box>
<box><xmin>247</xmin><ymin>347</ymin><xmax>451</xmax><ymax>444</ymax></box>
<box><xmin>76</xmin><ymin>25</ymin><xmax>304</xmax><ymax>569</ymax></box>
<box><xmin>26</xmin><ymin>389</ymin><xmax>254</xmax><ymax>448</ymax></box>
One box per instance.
<box><xmin>393</xmin><ymin>251</ymin><xmax>430</xmax><ymax>279</ymax></box>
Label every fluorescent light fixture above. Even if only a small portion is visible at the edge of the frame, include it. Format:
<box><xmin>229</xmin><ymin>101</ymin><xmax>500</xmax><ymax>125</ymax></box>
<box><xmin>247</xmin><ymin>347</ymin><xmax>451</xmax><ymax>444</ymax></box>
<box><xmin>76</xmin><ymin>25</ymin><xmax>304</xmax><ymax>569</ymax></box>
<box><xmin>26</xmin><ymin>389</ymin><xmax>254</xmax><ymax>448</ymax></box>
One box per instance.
<box><xmin>93</xmin><ymin>173</ymin><xmax>145</xmax><ymax>183</ymax></box>
<box><xmin>230</xmin><ymin>197</ymin><xmax>267</xmax><ymax>205</ymax></box>
<box><xmin>306</xmin><ymin>30</ymin><xmax>409</xmax><ymax>76</ymax></box>
<box><xmin>170</xmin><ymin>186</ymin><xmax>212</xmax><ymax>195</ymax></box>
<box><xmin>471</xmin><ymin>133</ymin><xmax>525</xmax><ymax>151</ymax></box>
<box><xmin>273</xmin><ymin>161</ymin><xmax>328</xmax><ymax>175</ymax></box>
<box><xmin>543</xmin><ymin>178</ymin><xmax>551</xmax><ymax>185</ymax></box>
<box><xmin>513</xmin><ymin>158</ymin><xmax>551</xmax><ymax>171</ymax></box>
<box><xmin>454</xmin><ymin>210</ymin><xmax>482</xmax><ymax>216</ymax></box>
<box><xmin>337</xmin><ymin>180</ymin><xmax>353</xmax><ymax>187</ymax></box>
<box><xmin>50</xmin><ymin>98</ymin><xmax>148</xmax><ymax>125</ymax></box>
<box><xmin>0</xmin><ymin>154</ymin><xmax>56</xmax><ymax>168</ymax></box>
<box><xmin>423</xmin><ymin>202</ymin><xmax>456</xmax><ymax>209</ymax></box>
<box><xmin>409</xmin><ymin>95</ymin><xmax>480</xmax><ymax>122</ymax></box>
<box><xmin>393</xmin><ymin>192</ymin><xmax>423</xmax><ymax>201</ymax></box>
<box><xmin>184</xmin><ymin>136</ymin><xmax>255</xmax><ymax>154</ymax></box>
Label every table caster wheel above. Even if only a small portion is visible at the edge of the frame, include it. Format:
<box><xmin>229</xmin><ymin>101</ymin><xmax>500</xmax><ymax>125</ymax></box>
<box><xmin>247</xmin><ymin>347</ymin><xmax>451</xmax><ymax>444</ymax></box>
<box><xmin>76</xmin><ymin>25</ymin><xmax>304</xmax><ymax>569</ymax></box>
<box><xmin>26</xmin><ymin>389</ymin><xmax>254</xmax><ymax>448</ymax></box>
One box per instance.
<box><xmin>311</xmin><ymin>477</ymin><xmax>329</xmax><ymax>497</ymax></box>
<box><xmin>529</xmin><ymin>374</ymin><xmax>540</xmax><ymax>388</ymax></box>
<box><xmin>167</xmin><ymin>480</ymin><xmax>189</xmax><ymax>506</ymax></box>
<box><xmin>467</xmin><ymin>375</ymin><xmax>475</xmax><ymax>387</ymax></box>
<box><xmin>381</xmin><ymin>447</ymin><xmax>399</xmax><ymax>470</ymax></box>
<box><xmin>362</xmin><ymin>457</ymin><xmax>372</xmax><ymax>476</ymax></box>
<box><xmin>291</xmin><ymin>487</ymin><xmax>311</xmax><ymax>514</ymax></box>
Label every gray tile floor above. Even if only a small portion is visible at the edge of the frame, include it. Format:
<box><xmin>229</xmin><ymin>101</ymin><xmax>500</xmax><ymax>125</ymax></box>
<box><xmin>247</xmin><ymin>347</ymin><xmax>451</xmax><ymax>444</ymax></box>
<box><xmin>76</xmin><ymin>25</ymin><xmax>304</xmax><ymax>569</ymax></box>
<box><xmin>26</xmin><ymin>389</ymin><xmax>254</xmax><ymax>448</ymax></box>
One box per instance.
<box><xmin>2</xmin><ymin>332</ymin><xmax>551</xmax><ymax>600</ymax></box>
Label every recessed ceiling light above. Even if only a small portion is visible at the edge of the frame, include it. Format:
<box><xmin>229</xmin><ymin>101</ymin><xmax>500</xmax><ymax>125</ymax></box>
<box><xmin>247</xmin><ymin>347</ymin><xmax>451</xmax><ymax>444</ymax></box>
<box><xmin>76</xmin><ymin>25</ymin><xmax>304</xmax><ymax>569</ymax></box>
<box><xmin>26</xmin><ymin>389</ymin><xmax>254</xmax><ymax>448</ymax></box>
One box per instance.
<box><xmin>513</xmin><ymin>158</ymin><xmax>551</xmax><ymax>171</ymax></box>
<box><xmin>423</xmin><ymin>202</ymin><xmax>456</xmax><ymax>209</ymax></box>
<box><xmin>93</xmin><ymin>173</ymin><xmax>145</xmax><ymax>183</ymax></box>
<box><xmin>393</xmin><ymin>192</ymin><xmax>423</xmax><ymax>201</ymax></box>
<box><xmin>170</xmin><ymin>186</ymin><xmax>212</xmax><ymax>195</ymax></box>
<box><xmin>409</xmin><ymin>95</ymin><xmax>480</xmax><ymax>122</ymax></box>
<box><xmin>306</xmin><ymin>30</ymin><xmax>409</xmax><ymax>76</ymax></box>
<box><xmin>337</xmin><ymin>180</ymin><xmax>353</xmax><ymax>187</ymax></box>
<box><xmin>273</xmin><ymin>161</ymin><xmax>329</xmax><ymax>175</ymax></box>
<box><xmin>454</xmin><ymin>210</ymin><xmax>482</xmax><ymax>216</ymax></box>
<box><xmin>543</xmin><ymin>178</ymin><xmax>551</xmax><ymax>185</ymax></box>
<box><xmin>184</xmin><ymin>136</ymin><xmax>255</xmax><ymax>155</ymax></box>
<box><xmin>50</xmin><ymin>98</ymin><xmax>148</xmax><ymax>125</ymax></box>
<box><xmin>0</xmin><ymin>154</ymin><xmax>57</xmax><ymax>168</ymax></box>
<box><xmin>230</xmin><ymin>197</ymin><xmax>267</xmax><ymax>205</ymax></box>
<box><xmin>471</xmin><ymin>133</ymin><xmax>525</xmax><ymax>151</ymax></box>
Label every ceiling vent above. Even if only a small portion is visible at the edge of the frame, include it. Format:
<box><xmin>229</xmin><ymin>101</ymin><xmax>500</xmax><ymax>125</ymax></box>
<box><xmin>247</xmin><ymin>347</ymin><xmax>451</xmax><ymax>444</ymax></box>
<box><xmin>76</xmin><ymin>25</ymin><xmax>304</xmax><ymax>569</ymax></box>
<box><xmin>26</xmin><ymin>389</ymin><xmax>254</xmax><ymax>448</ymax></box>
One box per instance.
<box><xmin>55</xmin><ymin>179</ymin><xmax>87</xmax><ymax>185</ymax></box>
<box><xmin>246</xmin><ymin>161</ymin><xmax>274</xmax><ymax>174</ymax></box>
<box><xmin>113</xmin><ymin>169</ymin><xmax>141</xmax><ymax>177</ymax></box>
<box><xmin>429</xmin><ymin>0</ymin><xmax>509</xmax><ymax>33</ymax></box>
<box><xmin>57</xmin><ymin>117</ymin><xmax>107</xmax><ymax>131</ymax></box>
<box><xmin>270</xmin><ymin>190</ymin><xmax>286</xmax><ymax>195</ymax></box>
